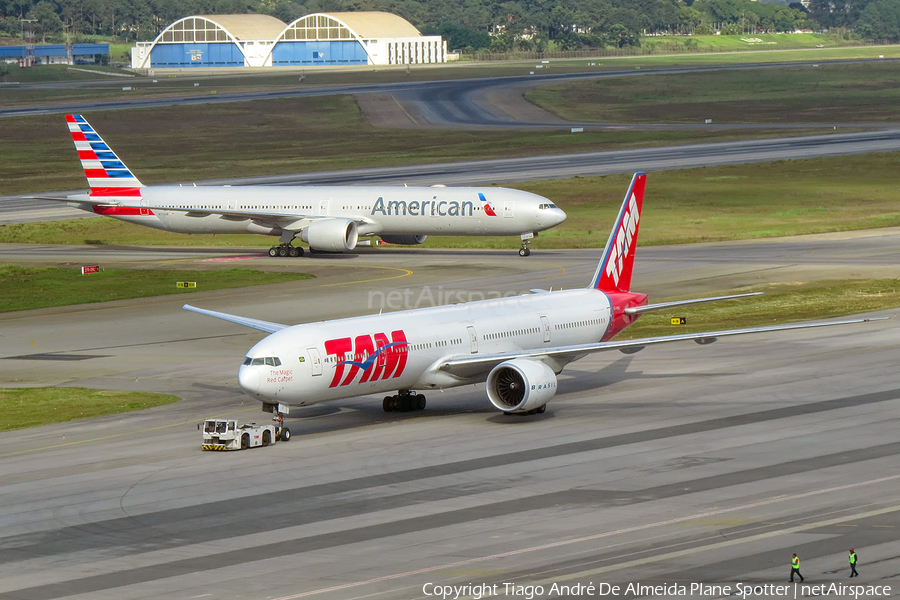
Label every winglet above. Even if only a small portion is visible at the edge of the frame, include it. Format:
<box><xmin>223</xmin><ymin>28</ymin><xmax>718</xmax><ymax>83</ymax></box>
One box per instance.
<box><xmin>589</xmin><ymin>172</ymin><xmax>646</xmax><ymax>292</ymax></box>
<box><xmin>66</xmin><ymin>114</ymin><xmax>143</xmax><ymax>199</ymax></box>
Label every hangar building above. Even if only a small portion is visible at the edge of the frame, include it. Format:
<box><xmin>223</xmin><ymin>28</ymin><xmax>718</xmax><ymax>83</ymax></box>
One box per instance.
<box><xmin>131</xmin><ymin>12</ymin><xmax>446</xmax><ymax>69</ymax></box>
<box><xmin>0</xmin><ymin>43</ymin><xmax>108</xmax><ymax>66</ymax></box>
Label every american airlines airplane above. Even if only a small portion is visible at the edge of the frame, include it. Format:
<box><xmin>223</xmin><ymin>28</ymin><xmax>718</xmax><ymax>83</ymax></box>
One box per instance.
<box><xmin>35</xmin><ymin>114</ymin><xmax>566</xmax><ymax>257</ymax></box>
<box><xmin>185</xmin><ymin>173</ymin><xmax>882</xmax><ymax>436</ymax></box>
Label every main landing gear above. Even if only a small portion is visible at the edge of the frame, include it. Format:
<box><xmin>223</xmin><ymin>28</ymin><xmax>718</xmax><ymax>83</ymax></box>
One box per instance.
<box><xmin>268</xmin><ymin>244</ymin><xmax>305</xmax><ymax>258</ymax></box>
<box><xmin>382</xmin><ymin>390</ymin><xmax>426</xmax><ymax>412</ymax></box>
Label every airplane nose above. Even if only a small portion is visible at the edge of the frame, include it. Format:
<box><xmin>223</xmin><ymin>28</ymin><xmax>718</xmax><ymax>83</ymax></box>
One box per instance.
<box><xmin>552</xmin><ymin>208</ymin><xmax>567</xmax><ymax>226</ymax></box>
<box><xmin>238</xmin><ymin>366</ymin><xmax>260</xmax><ymax>394</ymax></box>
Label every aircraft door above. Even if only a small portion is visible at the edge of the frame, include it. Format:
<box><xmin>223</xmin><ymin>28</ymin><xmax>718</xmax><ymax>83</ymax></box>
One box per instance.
<box><xmin>227</xmin><ymin>200</ymin><xmax>236</xmax><ymax>211</ymax></box>
<box><xmin>307</xmin><ymin>347</ymin><xmax>323</xmax><ymax>376</ymax></box>
<box><xmin>140</xmin><ymin>197</ymin><xmax>150</xmax><ymax>215</ymax></box>
<box><xmin>318</xmin><ymin>200</ymin><xmax>329</xmax><ymax>216</ymax></box>
<box><xmin>540</xmin><ymin>316</ymin><xmax>551</xmax><ymax>343</ymax></box>
<box><xmin>467</xmin><ymin>326</ymin><xmax>478</xmax><ymax>354</ymax></box>
<box><xmin>503</xmin><ymin>201</ymin><xmax>515</xmax><ymax>218</ymax></box>
<box><xmin>431</xmin><ymin>195</ymin><xmax>439</xmax><ymax>218</ymax></box>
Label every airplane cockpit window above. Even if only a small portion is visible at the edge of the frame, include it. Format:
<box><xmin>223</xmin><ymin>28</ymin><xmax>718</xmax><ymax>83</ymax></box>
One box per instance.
<box><xmin>246</xmin><ymin>356</ymin><xmax>282</xmax><ymax>366</ymax></box>
<box><xmin>538</xmin><ymin>203</ymin><xmax>559</xmax><ymax>210</ymax></box>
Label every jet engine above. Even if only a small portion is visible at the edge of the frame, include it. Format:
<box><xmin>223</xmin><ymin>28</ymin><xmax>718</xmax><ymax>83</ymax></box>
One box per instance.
<box><xmin>486</xmin><ymin>358</ymin><xmax>557</xmax><ymax>414</ymax></box>
<box><xmin>380</xmin><ymin>234</ymin><xmax>427</xmax><ymax>245</ymax></box>
<box><xmin>300</xmin><ymin>219</ymin><xmax>358</xmax><ymax>252</ymax></box>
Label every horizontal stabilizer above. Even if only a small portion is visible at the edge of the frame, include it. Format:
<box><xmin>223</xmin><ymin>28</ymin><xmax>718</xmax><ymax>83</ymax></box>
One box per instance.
<box><xmin>183</xmin><ymin>304</ymin><xmax>288</xmax><ymax>333</ymax></box>
<box><xmin>24</xmin><ymin>194</ymin><xmax>115</xmax><ymax>205</ymax></box>
<box><xmin>624</xmin><ymin>292</ymin><xmax>763</xmax><ymax>315</ymax></box>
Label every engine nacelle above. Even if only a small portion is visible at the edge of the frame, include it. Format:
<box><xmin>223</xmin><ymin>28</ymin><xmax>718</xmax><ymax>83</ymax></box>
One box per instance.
<box><xmin>379</xmin><ymin>234</ymin><xmax>427</xmax><ymax>245</ymax></box>
<box><xmin>486</xmin><ymin>358</ymin><xmax>558</xmax><ymax>413</ymax></box>
<box><xmin>300</xmin><ymin>219</ymin><xmax>358</xmax><ymax>252</ymax></box>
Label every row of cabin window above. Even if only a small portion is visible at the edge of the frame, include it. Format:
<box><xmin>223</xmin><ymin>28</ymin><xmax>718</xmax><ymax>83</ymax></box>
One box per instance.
<box><xmin>555</xmin><ymin>318</ymin><xmax>602</xmax><ymax>330</ymax></box>
<box><xmin>235</xmin><ymin>205</ymin><xmax>313</xmax><ymax>210</ymax></box>
<box><xmin>485</xmin><ymin>327</ymin><xmax>540</xmax><ymax>340</ymax></box>
<box><xmin>159</xmin><ymin>204</ymin><xmax>319</xmax><ymax>211</ymax></box>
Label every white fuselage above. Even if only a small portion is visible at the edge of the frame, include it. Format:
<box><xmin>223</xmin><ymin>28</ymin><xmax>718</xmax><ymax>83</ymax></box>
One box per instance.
<box><xmin>86</xmin><ymin>185</ymin><xmax>566</xmax><ymax>238</ymax></box>
<box><xmin>238</xmin><ymin>289</ymin><xmax>613</xmax><ymax>406</ymax></box>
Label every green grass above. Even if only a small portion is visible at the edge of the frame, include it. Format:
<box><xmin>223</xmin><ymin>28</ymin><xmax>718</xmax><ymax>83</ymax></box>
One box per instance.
<box><xmin>527</xmin><ymin>62</ymin><xmax>900</xmax><ymax>124</ymax></box>
<box><xmin>4</xmin><ymin>152</ymin><xmax>899</xmax><ymax>249</ymax></box>
<box><xmin>0</xmin><ymin>64</ymin><xmax>133</xmax><ymax>83</ymax></box>
<box><xmin>0</xmin><ymin>265</ymin><xmax>314</xmax><ymax>312</ymax></box>
<box><xmin>407</xmin><ymin>152</ymin><xmax>900</xmax><ymax>249</ymax></box>
<box><xmin>641</xmin><ymin>33</ymin><xmax>848</xmax><ymax>52</ymax></box>
<box><xmin>0</xmin><ymin>387</ymin><xmax>179</xmax><ymax>432</ymax></box>
<box><xmin>0</xmin><ymin>97</ymin><xmax>808</xmax><ymax>194</ymax></box>
<box><xmin>620</xmin><ymin>278</ymin><xmax>900</xmax><ymax>339</ymax></box>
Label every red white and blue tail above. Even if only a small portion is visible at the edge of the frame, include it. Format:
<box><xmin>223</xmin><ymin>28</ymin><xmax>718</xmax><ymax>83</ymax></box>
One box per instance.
<box><xmin>589</xmin><ymin>172</ymin><xmax>646</xmax><ymax>293</ymax></box>
<box><xmin>66</xmin><ymin>114</ymin><xmax>143</xmax><ymax>199</ymax></box>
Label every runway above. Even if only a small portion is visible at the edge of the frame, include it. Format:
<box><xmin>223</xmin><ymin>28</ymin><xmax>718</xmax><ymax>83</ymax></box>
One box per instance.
<box><xmin>5</xmin><ymin>128</ymin><xmax>900</xmax><ymax>225</ymax></box>
<box><xmin>1</xmin><ymin>231</ymin><xmax>899</xmax><ymax>599</ymax></box>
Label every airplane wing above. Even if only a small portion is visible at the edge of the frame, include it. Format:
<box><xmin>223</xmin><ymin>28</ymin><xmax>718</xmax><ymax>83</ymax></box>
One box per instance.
<box><xmin>183</xmin><ymin>304</ymin><xmax>288</xmax><ymax>333</ymax></box>
<box><xmin>153</xmin><ymin>205</ymin><xmax>377</xmax><ymax>229</ymax></box>
<box><xmin>24</xmin><ymin>196</ymin><xmax>378</xmax><ymax>231</ymax></box>
<box><xmin>437</xmin><ymin>316</ymin><xmax>885</xmax><ymax>379</ymax></box>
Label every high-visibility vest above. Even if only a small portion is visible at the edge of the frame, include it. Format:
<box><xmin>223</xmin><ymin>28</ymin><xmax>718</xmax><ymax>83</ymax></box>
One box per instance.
<box><xmin>850</xmin><ymin>553</ymin><xmax>857</xmax><ymax>564</ymax></box>
<box><xmin>792</xmin><ymin>557</ymin><xmax>800</xmax><ymax>568</ymax></box>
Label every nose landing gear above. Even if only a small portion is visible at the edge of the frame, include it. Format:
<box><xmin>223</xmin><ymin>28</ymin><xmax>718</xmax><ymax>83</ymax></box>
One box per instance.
<box><xmin>518</xmin><ymin>232</ymin><xmax>535</xmax><ymax>257</ymax></box>
<box><xmin>382</xmin><ymin>390</ymin><xmax>426</xmax><ymax>413</ymax></box>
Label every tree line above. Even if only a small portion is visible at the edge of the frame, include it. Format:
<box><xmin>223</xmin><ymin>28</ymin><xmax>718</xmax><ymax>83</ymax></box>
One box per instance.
<box><xmin>2</xmin><ymin>0</ymin><xmax>899</xmax><ymax>49</ymax></box>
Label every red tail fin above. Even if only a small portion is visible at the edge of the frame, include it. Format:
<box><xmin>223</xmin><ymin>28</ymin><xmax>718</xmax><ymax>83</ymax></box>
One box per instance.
<box><xmin>590</xmin><ymin>173</ymin><xmax>646</xmax><ymax>293</ymax></box>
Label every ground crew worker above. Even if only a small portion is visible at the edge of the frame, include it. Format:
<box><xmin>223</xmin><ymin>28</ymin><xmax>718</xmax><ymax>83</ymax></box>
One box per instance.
<box><xmin>849</xmin><ymin>549</ymin><xmax>858</xmax><ymax>577</ymax></box>
<box><xmin>791</xmin><ymin>553</ymin><xmax>805</xmax><ymax>582</ymax></box>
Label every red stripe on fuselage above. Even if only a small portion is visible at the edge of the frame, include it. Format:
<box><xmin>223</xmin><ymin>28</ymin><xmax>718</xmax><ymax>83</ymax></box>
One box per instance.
<box><xmin>92</xmin><ymin>205</ymin><xmax>154</xmax><ymax>216</ymax></box>
<box><xmin>90</xmin><ymin>187</ymin><xmax>142</xmax><ymax>197</ymax></box>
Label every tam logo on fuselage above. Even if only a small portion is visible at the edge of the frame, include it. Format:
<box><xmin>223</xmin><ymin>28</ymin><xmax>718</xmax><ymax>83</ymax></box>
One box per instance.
<box><xmin>604</xmin><ymin>193</ymin><xmax>640</xmax><ymax>287</ymax></box>
<box><xmin>325</xmin><ymin>330</ymin><xmax>408</xmax><ymax>388</ymax></box>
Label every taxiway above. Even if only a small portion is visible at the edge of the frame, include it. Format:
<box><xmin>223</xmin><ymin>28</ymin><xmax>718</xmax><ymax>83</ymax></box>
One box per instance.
<box><xmin>1</xmin><ymin>232</ymin><xmax>898</xmax><ymax>599</ymax></box>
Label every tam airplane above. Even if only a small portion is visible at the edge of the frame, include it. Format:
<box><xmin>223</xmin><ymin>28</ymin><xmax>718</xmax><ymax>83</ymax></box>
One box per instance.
<box><xmin>185</xmin><ymin>173</ymin><xmax>881</xmax><ymax>429</ymax></box>
<box><xmin>36</xmin><ymin>114</ymin><xmax>566</xmax><ymax>257</ymax></box>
